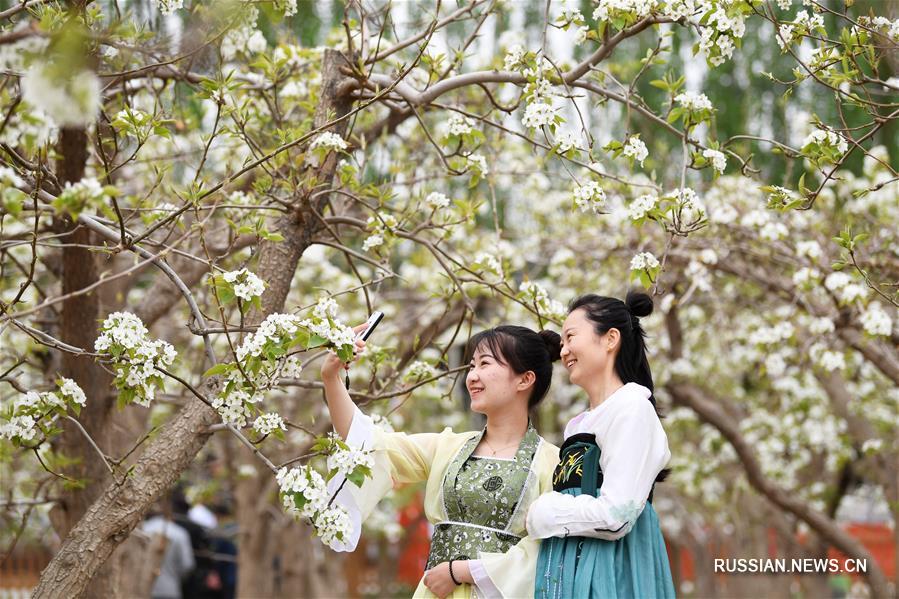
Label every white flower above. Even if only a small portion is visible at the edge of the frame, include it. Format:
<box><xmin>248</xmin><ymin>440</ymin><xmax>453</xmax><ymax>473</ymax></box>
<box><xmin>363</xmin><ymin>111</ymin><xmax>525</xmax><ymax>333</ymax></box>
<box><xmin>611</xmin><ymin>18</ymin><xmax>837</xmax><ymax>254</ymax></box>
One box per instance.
<box><xmin>809</xmin><ymin>317</ymin><xmax>835</xmax><ymax>335</ymax></box>
<box><xmin>593</xmin><ymin>0</ymin><xmax>658</xmax><ymax>22</ymax></box>
<box><xmin>674</xmin><ymin>187</ymin><xmax>705</xmax><ymax>223</ymax></box>
<box><xmin>316</xmin><ymin>505</ymin><xmax>353</xmax><ymax>549</ymax></box>
<box><xmin>157</xmin><ymin>0</ymin><xmax>183</xmax><ymax>15</ymax></box>
<box><xmin>777</xmin><ymin>23</ymin><xmax>795</xmax><ymax>50</ymax></box>
<box><xmin>362</xmin><ymin>234</ymin><xmax>384</xmax><ymax>252</ymax></box>
<box><xmin>503</xmin><ymin>45</ymin><xmax>526</xmax><ymax>71</ymax></box>
<box><xmin>222</xmin><ymin>268</ymin><xmax>265</xmax><ymax>301</ymax></box>
<box><xmin>467</xmin><ymin>154</ymin><xmax>489</xmax><ymax>176</ymax></box>
<box><xmin>22</xmin><ymin>64</ymin><xmax>101</xmax><ymax>127</ymax></box>
<box><xmin>622</xmin><ymin>137</ymin><xmax>649</xmax><ymax>166</ymax></box>
<box><xmin>796</xmin><ymin>240</ymin><xmax>823</xmax><ymax>261</ymax></box>
<box><xmin>626</xmin><ymin>194</ymin><xmax>657</xmax><ymax>220</ymax></box>
<box><xmin>574</xmin><ymin>25</ymin><xmax>589</xmax><ymax>44</ymax></box>
<box><xmin>792</xmin><ymin>267</ymin><xmax>820</xmax><ymax>286</ymax></box>
<box><xmin>702</xmin><ymin>149</ymin><xmax>727</xmax><ymax>174</ymax></box>
<box><xmin>0</xmin><ymin>166</ymin><xmax>24</xmax><ymax>187</ymax></box>
<box><xmin>554</xmin><ymin>130</ymin><xmax>580</xmax><ymax>153</ymax></box>
<box><xmin>312</xmin><ymin>297</ymin><xmax>339</xmax><ymax>320</ymax></box>
<box><xmin>519</xmin><ymin>280</ymin><xmax>566</xmax><ymax>319</ymax></box>
<box><xmin>521</xmin><ymin>101</ymin><xmax>557</xmax><ymax>129</ymax></box>
<box><xmin>253</xmin><ymin>412</ymin><xmax>287</xmax><ymax>436</ymax></box>
<box><xmin>95</xmin><ymin>312</ymin><xmax>176</xmax><ymax>407</ymax></box>
<box><xmin>445</xmin><ymin>114</ymin><xmax>473</xmax><ymax>137</ymax></box>
<box><xmin>58</xmin><ymin>378</ymin><xmax>86</xmax><ymax>407</ymax></box>
<box><xmin>674</xmin><ymin>91</ymin><xmax>713</xmax><ymax>112</ymax></box>
<box><xmin>859</xmin><ymin>303</ymin><xmax>893</xmax><ymax>337</ymax></box>
<box><xmin>404</xmin><ymin>360</ymin><xmax>437</xmax><ymax>381</ymax></box>
<box><xmin>327</xmin><ymin>444</ymin><xmax>374</xmax><ymax>479</ymax></box>
<box><xmin>572</xmin><ymin>180</ymin><xmax>606</xmax><ymax>214</ymax></box>
<box><xmin>275</xmin><ymin>0</ymin><xmax>297</xmax><ymax>16</ymax></box>
<box><xmin>630</xmin><ymin>251</ymin><xmax>660</xmax><ymax>271</ymax></box>
<box><xmin>802</xmin><ymin>127</ymin><xmax>848</xmax><ymax>156</ymax></box>
<box><xmin>425</xmin><ymin>192</ymin><xmax>451</xmax><ymax>209</ymax></box>
<box><xmin>309</xmin><ymin>132</ymin><xmax>348</xmax><ymax>153</ymax></box>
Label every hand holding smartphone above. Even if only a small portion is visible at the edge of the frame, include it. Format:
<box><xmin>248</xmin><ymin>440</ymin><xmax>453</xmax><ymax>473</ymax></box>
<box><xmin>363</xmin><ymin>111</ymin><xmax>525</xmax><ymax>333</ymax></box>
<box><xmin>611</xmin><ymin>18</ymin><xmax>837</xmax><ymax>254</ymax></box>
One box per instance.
<box><xmin>345</xmin><ymin>311</ymin><xmax>384</xmax><ymax>389</ymax></box>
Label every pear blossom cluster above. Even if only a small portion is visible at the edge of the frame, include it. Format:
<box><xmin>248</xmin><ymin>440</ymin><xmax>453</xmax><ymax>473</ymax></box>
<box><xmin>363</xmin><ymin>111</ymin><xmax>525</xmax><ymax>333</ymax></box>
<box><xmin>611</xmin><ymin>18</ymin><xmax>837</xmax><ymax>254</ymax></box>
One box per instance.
<box><xmin>277</xmin><ymin>465</ymin><xmax>353</xmax><ymax>549</ymax></box>
<box><xmin>1</xmin><ymin>378</ymin><xmax>86</xmax><ymax>444</ymax></box>
<box><xmin>777</xmin><ymin>10</ymin><xmax>825</xmax><ymax>52</ymax></box>
<box><xmin>674</xmin><ymin>91</ymin><xmax>713</xmax><ymax>112</ymax></box>
<box><xmin>444</xmin><ymin>114</ymin><xmax>474</xmax><ymax>138</ymax></box>
<box><xmin>466</xmin><ymin>154</ymin><xmax>489</xmax><ymax>176</ymax></box>
<box><xmin>157</xmin><ymin>0</ymin><xmax>183</xmax><ymax>15</ymax></box>
<box><xmin>626</xmin><ymin>194</ymin><xmax>657</xmax><ymax>221</ymax></box>
<box><xmin>95</xmin><ymin>312</ymin><xmax>177</xmax><ymax>407</ymax></box>
<box><xmin>503</xmin><ymin>45</ymin><xmax>527</xmax><ymax>71</ymax></box>
<box><xmin>698</xmin><ymin>4</ymin><xmax>747</xmax><ymax>66</ymax></box>
<box><xmin>801</xmin><ymin>127</ymin><xmax>848</xmax><ymax>163</ymax></box>
<box><xmin>630</xmin><ymin>251</ymin><xmax>660</xmax><ymax>272</ymax></box>
<box><xmin>221</xmin><ymin>5</ymin><xmax>267</xmax><ymax>60</ymax></box>
<box><xmin>362</xmin><ymin>214</ymin><xmax>398</xmax><ymax>253</ymax></box>
<box><xmin>519</xmin><ymin>280</ymin><xmax>566</xmax><ymax>320</ymax></box>
<box><xmin>403</xmin><ymin>360</ymin><xmax>438</xmax><ymax>382</ymax></box>
<box><xmin>622</xmin><ymin>136</ymin><xmax>649</xmax><ymax>166</ymax></box>
<box><xmin>572</xmin><ymin>180</ymin><xmax>606</xmax><ymax>214</ymax></box>
<box><xmin>593</xmin><ymin>0</ymin><xmax>657</xmax><ymax>25</ymax></box>
<box><xmin>859</xmin><ymin>303</ymin><xmax>893</xmax><ymax>337</ymax></box>
<box><xmin>702</xmin><ymin>149</ymin><xmax>727</xmax><ymax>174</ymax></box>
<box><xmin>222</xmin><ymin>268</ymin><xmax>266</xmax><ymax>301</ymax></box>
<box><xmin>672</xmin><ymin>187</ymin><xmax>706</xmax><ymax>225</ymax></box>
<box><xmin>21</xmin><ymin>63</ymin><xmax>101</xmax><ymax>128</ymax></box>
<box><xmin>425</xmin><ymin>191</ymin><xmax>451</xmax><ymax>210</ymax></box>
<box><xmin>253</xmin><ymin>412</ymin><xmax>287</xmax><ymax>437</ymax></box>
<box><xmin>824</xmin><ymin>272</ymin><xmax>869</xmax><ymax>305</ymax></box>
<box><xmin>521</xmin><ymin>100</ymin><xmax>558</xmax><ymax>129</ymax></box>
<box><xmin>473</xmin><ymin>252</ymin><xmax>504</xmax><ymax>279</ymax></box>
<box><xmin>327</xmin><ymin>437</ymin><xmax>375</xmax><ymax>479</ymax></box>
<box><xmin>309</xmin><ymin>132</ymin><xmax>348</xmax><ymax>153</ymax></box>
<box><xmin>52</xmin><ymin>177</ymin><xmax>112</xmax><ymax>218</ymax></box>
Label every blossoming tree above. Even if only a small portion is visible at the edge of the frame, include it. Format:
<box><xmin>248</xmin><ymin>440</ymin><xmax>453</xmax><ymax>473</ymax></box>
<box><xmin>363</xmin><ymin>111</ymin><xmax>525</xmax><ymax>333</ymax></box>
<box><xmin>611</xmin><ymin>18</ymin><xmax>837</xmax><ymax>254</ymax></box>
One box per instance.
<box><xmin>1</xmin><ymin>0</ymin><xmax>896</xmax><ymax>596</ymax></box>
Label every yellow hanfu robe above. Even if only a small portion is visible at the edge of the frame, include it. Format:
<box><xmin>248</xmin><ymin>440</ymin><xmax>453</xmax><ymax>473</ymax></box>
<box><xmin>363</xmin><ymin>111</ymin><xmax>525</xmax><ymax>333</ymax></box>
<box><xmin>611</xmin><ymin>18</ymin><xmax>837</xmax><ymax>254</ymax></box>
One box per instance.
<box><xmin>327</xmin><ymin>405</ymin><xmax>559</xmax><ymax>598</ymax></box>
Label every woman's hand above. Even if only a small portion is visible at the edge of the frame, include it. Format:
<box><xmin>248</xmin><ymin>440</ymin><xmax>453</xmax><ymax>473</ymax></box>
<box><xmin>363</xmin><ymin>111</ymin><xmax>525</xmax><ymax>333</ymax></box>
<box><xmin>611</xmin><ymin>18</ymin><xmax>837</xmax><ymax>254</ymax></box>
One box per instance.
<box><xmin>422</xmin><ymin>561</ymin><xmax>461</xmax><ymax>598</ymax></box>
<box><xmin>319</xmin><ymin>323</ymin><xmax>368</xmax><ymax>381</ymax></box>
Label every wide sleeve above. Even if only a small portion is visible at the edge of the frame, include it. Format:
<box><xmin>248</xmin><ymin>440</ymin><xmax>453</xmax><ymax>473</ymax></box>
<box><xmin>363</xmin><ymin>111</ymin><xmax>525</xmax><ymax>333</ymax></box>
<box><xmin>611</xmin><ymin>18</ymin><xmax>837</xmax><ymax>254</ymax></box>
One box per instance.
<box><xmin>526</xmin><ymin>399</ymin><xmax>670</xmax><ymax>541</ymax></box>
<box><xmin>327</xmin><ymin>404</ymin><xmax>444</xmax><ymax>552</ymax></box>
<box><xmin>468</xmin><ymin>442</ymin><xmax>558</xmax><ymax>598</ymax></box>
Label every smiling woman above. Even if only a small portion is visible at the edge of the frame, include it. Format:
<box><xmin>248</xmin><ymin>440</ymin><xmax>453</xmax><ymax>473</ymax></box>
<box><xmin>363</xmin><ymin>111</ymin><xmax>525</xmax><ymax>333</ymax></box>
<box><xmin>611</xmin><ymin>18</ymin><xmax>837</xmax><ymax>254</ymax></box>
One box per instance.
<box><xmin>319</xmin><ymin>325</ymin><xmax>561</xmax><ymax>598</ymax></box>
<box><xmin>527</xmin><ymin>291</ymin><xmax>675</xmax><ymax>599</ymax></box>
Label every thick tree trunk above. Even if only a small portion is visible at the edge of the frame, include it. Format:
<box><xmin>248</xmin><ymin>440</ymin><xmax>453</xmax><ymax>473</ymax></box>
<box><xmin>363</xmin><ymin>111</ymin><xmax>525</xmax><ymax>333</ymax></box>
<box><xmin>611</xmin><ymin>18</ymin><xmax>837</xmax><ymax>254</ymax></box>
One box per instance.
<box><xmin>47</xmin><ymin>126</ymin><xmax>130</xmax><ymax>597</ymax></box>
<box><xmin>33</xmin><ymin>388</ymin><xmax>220</xmax><ymax>597</ymax></box>
<box><xmin>35</xmin><ymin>49</ymin><xmax>357</xmax><ymax>598</ymax></box>
<box><xmin>236</xmin><ymin>48</ymin><xmax>354</xmax><ymax>599</ymax></box>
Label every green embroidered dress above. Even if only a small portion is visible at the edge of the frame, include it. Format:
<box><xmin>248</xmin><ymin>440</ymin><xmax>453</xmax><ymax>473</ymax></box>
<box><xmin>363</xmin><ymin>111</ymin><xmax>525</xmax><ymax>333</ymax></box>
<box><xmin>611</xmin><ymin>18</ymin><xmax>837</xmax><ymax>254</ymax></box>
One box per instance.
<box><xmin>328</xmin><ymin>405</ymin><xmax>559</xmax><ymax>598</ymax></box>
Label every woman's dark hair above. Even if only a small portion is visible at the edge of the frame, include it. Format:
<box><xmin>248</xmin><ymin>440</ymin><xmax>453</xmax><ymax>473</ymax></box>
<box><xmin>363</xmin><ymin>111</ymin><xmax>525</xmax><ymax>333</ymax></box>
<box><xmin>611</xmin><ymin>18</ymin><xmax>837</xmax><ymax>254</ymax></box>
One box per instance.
<box><xmin>567</xmin><ymin>290</ymin><xmax>669</xmax><ymax>482</ymax></box>
<box><xmin>465</xmin><ymin>325</ymin><xmax>561</xmax><ymax>410</ymax></box>
<box><xmin>568</xmin><ymin>290</ymin><xmax>655</xmax><ymax>403</ymax></box>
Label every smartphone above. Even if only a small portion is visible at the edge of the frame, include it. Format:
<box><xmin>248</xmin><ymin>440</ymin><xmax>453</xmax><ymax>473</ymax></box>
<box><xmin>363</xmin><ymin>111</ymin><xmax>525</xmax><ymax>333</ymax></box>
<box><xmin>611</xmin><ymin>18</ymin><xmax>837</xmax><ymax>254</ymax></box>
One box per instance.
<box><xmin>356</xmin><ymin>311</ymin><xmax>384</xmax><ymax>342</ymax></box>
<box><xmin>346</xmin><ymin>312</ymin><xmax>384</xmax><ymax>389</ymax></box>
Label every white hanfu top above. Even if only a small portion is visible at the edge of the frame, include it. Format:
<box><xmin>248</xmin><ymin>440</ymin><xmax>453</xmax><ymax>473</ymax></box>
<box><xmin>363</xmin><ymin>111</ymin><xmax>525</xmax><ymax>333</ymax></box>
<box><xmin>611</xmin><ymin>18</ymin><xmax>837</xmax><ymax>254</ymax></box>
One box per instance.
<box><xmin>526</xmin><ymin>382</ymin><xmax>671</xmax><ymax>541</ymax></box>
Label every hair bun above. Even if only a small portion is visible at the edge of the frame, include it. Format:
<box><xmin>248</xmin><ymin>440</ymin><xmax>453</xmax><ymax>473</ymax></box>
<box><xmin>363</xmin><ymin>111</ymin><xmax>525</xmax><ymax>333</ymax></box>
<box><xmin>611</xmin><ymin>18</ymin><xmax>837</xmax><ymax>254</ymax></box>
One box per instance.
<box><xmin>625</xmin><ymin>290</ymin><xmax>654</xmax><ymax>318</ymax></box>
<box><xmin>538</xmin><ymin>330</ymin><xmax>562</xmax><ymax>362</ymax></box>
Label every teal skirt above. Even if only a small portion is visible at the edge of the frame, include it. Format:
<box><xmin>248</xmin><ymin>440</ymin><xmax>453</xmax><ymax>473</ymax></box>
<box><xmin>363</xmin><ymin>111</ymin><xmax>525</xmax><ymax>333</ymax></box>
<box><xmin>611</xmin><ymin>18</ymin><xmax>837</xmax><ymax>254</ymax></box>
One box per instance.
<box><xmin>534</xmin><ymin>487</ymin><xmax>676</xmax><ymax>599</ymax></box>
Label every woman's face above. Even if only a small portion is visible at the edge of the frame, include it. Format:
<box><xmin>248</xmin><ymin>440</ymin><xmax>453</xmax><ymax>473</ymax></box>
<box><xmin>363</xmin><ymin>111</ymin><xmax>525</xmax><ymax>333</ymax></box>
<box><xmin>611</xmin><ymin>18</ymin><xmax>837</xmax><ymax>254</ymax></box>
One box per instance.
<box><xmin>466</xmin><ymin>344</ymin><xmax>530</xmax><ymax>415</ymax></box>
<box><xmin>560</xmin><ymin>308</ymin><xmax>612</xmax><ymax>388</ymax></box>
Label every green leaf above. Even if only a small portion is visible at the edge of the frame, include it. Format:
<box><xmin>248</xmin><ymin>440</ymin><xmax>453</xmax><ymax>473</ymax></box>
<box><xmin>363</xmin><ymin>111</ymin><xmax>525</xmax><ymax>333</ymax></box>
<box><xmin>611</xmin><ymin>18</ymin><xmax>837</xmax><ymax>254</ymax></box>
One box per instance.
<box><xmin>204</xmin><ymin>363</ymin><xmax>231</xmax><ymax>377</ymax></box>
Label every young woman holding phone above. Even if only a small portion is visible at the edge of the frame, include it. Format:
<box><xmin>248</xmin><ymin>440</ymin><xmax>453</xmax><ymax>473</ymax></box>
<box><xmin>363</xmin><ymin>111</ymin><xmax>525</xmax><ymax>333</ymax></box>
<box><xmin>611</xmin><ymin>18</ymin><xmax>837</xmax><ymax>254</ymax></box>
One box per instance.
<box><xmin>322</xmin><ymin>324</ymin><xmax>561</xmax><ymax>598</ymax></box>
